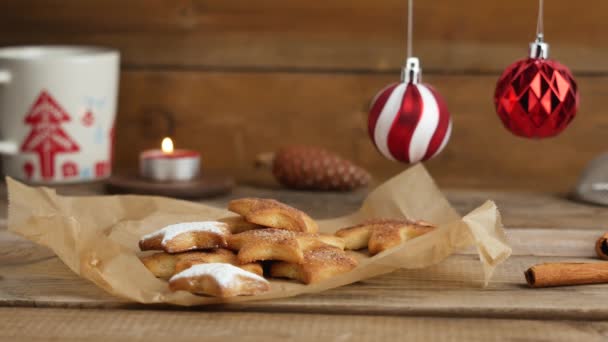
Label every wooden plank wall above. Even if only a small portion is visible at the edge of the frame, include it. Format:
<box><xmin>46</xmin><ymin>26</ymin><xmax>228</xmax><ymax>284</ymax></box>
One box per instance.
<box><xmin>0</xmin><ymin>0</ymin><xmax>606</xmax><ymax>191</ymax></box>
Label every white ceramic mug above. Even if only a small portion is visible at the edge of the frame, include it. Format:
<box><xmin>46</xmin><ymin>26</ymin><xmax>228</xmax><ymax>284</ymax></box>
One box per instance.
<box><xmin>0</xmin><ymin>46</ymin><xmax>119</xmax><ymax>184</ymax></box>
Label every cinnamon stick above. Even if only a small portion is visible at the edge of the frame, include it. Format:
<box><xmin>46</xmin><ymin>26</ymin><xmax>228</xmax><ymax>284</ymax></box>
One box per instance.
<box><xmin>595</xmin><ymin>233</ymin><xmax>608</xmax><ymax>260</ymax></box>
<box><xmin>525</xmin><ymin>262</ymin><xmax>608</xmax><ymax>288</ymax></box>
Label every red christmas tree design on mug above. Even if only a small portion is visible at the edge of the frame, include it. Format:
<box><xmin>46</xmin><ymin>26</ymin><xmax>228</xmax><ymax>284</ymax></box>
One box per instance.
<box><xmin>20</xmin><ymin>91</ymin><xmax>80</xmax><ymax>180</ymax></box>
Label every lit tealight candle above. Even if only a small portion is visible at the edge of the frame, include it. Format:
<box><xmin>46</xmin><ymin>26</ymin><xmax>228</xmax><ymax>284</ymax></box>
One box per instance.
<box><xmin>140</xmin><ymin>137</ymin><xmax>201</xmax><ymax>182</ymax></box>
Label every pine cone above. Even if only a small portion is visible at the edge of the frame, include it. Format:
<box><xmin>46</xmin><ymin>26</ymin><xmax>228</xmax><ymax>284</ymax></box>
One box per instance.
<box><xmin>271</xmin><ymin>146</ymin><xmax>371</xmax><ymax>191</ymax></box>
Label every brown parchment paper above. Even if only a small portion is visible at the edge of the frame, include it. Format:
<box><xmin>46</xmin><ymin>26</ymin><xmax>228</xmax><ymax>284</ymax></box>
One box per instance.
<box><xmin>7</xmin><ymin>164</ymin><xmax>511</xmax><ymax>306</ymax></box>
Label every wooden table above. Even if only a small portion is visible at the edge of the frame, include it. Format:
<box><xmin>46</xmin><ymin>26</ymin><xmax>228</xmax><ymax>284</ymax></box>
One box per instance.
<box><xmin>2</xmin><ymin>184</ymin><xmax>608</xmax><ymax>341</ymax></box>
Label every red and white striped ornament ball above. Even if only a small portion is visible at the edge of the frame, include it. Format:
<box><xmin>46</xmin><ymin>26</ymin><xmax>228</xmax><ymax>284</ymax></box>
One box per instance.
<box><xmin>368</xmin><ymin>58</ymin><xmax>452</xmax><ymax>164</ymax></box>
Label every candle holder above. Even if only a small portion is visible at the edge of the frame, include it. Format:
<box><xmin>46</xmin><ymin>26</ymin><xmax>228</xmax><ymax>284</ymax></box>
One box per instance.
<box><xmin>105</xmin><ymin>137</ymin><xmax>233</xmax><ymax>199</ymax></box>
<box><xmin>140</xmin><ymin>137</ymin><xmax>201</xmax><ymax>182</ymax></box>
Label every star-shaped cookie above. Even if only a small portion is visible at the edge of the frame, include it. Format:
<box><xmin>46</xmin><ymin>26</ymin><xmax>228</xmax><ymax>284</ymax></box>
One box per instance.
<box><xmin>270</xmin><ymin>245</ymin><xmax>358</xmax><ymax>284</ymax></box>
<box><xmin>335</xmin><ymin>219</ymin><xmax>436</xmax><ymax>255</ymax></box>
<box><xmin>139</xmin><ymin>221</ymin><xmax>230</xmax><ymax>253</ymax></box>
<box><xmin>227</xmin><ymin>228</ymin><xmax>342</xmax><ymax>264</ymax></box>
<box><xmin>227</xmin><ymin>228</ymin><xmax>306</xmax><ymax>264</ymax></box>
<box><xmin>140</xmin><ymin>249</ymin><xmax>263</xmax><ymax>279</ymax></box>
<box><xmin>228</xmin><ymin>198</ymin><xmax>318</xmax><ymax>233</ymax></box>
<box><xmin>218</xmin><ymin>216</ymin><xmax>265</xmax><ymax>234</ymax></box>
<box><xmin>169</xmin><ymin>263</ymin><xmax>270</xmax><ymax>297</ymax></box>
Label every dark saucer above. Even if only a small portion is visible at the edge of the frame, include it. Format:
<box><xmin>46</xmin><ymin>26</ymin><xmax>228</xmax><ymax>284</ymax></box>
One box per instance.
<box><xmin>105</xmin><ymin>173</ymin><xmax>234</xmax><ymax>199</ymax></box>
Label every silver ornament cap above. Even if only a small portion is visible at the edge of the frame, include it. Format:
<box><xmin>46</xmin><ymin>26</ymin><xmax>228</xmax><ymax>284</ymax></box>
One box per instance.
<box><xmin>401</xmin><ymin>57</ymin><xmax>421</xmax><ymax>84</ymax></box>
<box><xmin>529</xmin><ymin>34</ymin><xmax>549</xmax><ymax>59</ymax></box>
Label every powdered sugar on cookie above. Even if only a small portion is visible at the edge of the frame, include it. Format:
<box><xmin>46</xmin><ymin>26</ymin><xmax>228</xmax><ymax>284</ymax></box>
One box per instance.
<box><xmin>170</xmin><ymin>262</ymin><xmax>268</xmax><ymax>287</ymax></box>
<box><xmin>142</xmin><ymin>221</ymin><xmax>229</xmax><ymax>246</ymax></box>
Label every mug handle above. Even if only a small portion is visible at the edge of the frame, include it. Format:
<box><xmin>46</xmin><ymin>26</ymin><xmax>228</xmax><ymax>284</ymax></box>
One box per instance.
<box><xmin>0</xmin><ymin>70</ymin><xmax>10</xmax><ymax>84</ymax></box>
<box><xmin>0</xmin><ymin>141</ymin><xmax>18</xmax><ymax>155</ymax></box>
<box><xmin>0</xmin><ymin>70</ymin><xmax>15</xmax><ymax>154</ymax></box>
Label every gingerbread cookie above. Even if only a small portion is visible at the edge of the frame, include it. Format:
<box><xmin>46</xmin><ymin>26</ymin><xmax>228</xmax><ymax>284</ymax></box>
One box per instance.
<box><xmin>169</xmin><ymin>263</ymin><xmax>270</xmax><ymax>297</ymax></box>
<box><xmin>139</xmin><ymin>221</ymin><xmax>230</xmax><ymax>253</ymax></box>
<box><xmin>228</xmin><ymin>198</ymin><xmax>318</xmax><ymax>233</ymax></box>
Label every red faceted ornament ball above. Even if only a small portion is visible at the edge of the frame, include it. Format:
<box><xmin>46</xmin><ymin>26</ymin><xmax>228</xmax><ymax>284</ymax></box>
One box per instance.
<box><xmin>494</xmin><ymin>57</ymin><xmax>579</xmax><ymax>139</ymax></box>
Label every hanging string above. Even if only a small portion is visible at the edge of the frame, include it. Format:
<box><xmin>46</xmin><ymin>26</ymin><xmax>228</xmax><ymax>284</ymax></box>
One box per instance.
<box><xmin>407</xmin><ymin>0</ymin><xmax>414</xmax><ymax>58</ymax></box>
<box><xmin>536</xmin><ymin>0</ymin><xmax>544</xmax><ymax>39</ymax></box>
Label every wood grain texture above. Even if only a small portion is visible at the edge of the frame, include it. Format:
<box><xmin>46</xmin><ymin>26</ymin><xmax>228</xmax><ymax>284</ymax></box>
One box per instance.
<box><xmin>2</xmin><ymin>223</ymin><xmax>603</xmax><ymax>261</ymax></box>
<box><xmin>3</xmin><ymin>183</ymin><xmax>608</xmax><ymax>342</ymax></box>
<box><xmin>1</xmin><ymin>307</ymin><xmax>608</xmax><ymax>342</ymax></box>
<box><xmin>446</xmin><ymin>191</ymin><xmax>608</xmax><ymax>230</ymax></box>
<box><xmin>113</xmin><ymin>71</ymin><xmax>608</xmax><ymax>191</ymax></box>
<box><xmin>203</xmin><ymin>186</ymin><xmax>608</xmax><ymax>232</ymax></box>
<box><xmin>1</xmin><ymin>2</ymin><xmax>607</xmax><ymax>338</ymax></box>
<box><xmin>17</xmin><ymin>182</ymin><xmax>608</xmax><ymax>230</ymax></box>
<box><xmin>0</xmin><ymin>0</ymin><xmax>606</xmax><ymax>73</ymax></box>
<box><xmin>5</xmin><ymin>181</ymin><xmax>608</xmax><ymax>230</ymax></box>
<box><xmin>3</xmin><ymin>228</ymin><xmax>608</xmax><ymax>320</ymax></box>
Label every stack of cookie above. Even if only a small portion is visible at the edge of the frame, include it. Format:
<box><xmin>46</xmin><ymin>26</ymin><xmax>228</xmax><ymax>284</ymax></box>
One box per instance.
<box><xmin>139</xmin><ymin>198</ymin><xmax>437</xmax><ymax>298</ymax></box>
<box><xmin>138</xmin><ymin>198</ymin><xmax>358</xmax><ymax>298</ymax></box>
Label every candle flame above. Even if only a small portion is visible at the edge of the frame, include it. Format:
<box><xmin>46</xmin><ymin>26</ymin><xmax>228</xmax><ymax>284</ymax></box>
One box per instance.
<box><xmin>161</xmin><ymin>137</ymin><xmax>174</xmax><ymax>153</ymax></box>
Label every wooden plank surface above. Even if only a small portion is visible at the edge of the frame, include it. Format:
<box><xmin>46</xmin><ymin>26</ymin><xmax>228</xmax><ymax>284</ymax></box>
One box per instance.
<box><xmin>41</xmin><ymin>183</ymin><xmax>608</xmax><ymax>229</ymax></box>
<box><xmin>447</xmin><ymin>191</ymin><xmax>608</xmax><ymax>230</ymax></box>
<box><xmin>5</xmin><ymin>241</ymin><xmax>608</xmax><ymax>320</ymax></box>
<box><xmin>3</xmin><ymin>185</ymin><xmax>608</xmax><ymax>320</ymax></box>
<box><xmin>0</xmin><ymin>0</ymin><xmax>605</xmax><ymax>73</ymax></box>
<box><xmin>114</xmin><ymin>71</ymin><xmax>608</xmax><ymax>192</ymax></box>
<box><xmin>2</xmin><ymin>307</ymin><xmax>608</xmax><ymax>342</ymax></box>
<box><xmin>2</xmin><ymin>1</ymin><xmax>608</xmax><ymax>338</ymax></box>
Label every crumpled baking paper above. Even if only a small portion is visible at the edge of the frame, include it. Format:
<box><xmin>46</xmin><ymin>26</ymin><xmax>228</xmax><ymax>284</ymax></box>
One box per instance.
<box><xmin>7</xmin><ymin>164</ymin><xmax>511</xmax><ymax>305</ymax></box>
